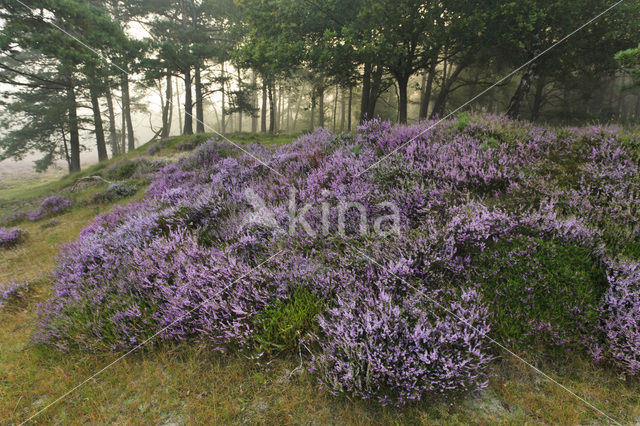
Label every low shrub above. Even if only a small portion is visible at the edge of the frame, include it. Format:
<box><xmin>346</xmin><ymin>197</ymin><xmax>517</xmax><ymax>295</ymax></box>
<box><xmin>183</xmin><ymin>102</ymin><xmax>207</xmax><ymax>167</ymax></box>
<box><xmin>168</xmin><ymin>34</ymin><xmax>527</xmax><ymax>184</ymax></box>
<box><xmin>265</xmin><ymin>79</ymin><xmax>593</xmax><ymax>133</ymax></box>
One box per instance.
<box><xmin>0</xmin><ymin>281</ymin><xmax>31</xmax><ymax>308</ymax></box>
<box><xmin>147</xmin><ymin>144</ymin><xmax>161</xmax><ymax>156</ymax></box>
<box><xmin>27</xmin><ymin>196</ymin><xmax>72</xmax><ymax>221</ymax></box>
<box><xmin>104</xmin><ymin>159</ymin><xmax>139</xmax><ymax>180</ymax></box>
<box><xmin>90</xmin><ymin>182</ymin><xmax>138</xmax><ymax>204</ymax></box>
<box><xmin>311</xmin><ymin>282</ymin><xmax>492</xmax><ymax>406</ymax></box>
<box><xmin>0</xmin><ymin>227</ymin><xmax>27</xmax><ymax>249</ymax></box>
<box><xmin>596</xmin><ymin>260</ymin><xmax>640</xmax><ymax>375</ymax></box>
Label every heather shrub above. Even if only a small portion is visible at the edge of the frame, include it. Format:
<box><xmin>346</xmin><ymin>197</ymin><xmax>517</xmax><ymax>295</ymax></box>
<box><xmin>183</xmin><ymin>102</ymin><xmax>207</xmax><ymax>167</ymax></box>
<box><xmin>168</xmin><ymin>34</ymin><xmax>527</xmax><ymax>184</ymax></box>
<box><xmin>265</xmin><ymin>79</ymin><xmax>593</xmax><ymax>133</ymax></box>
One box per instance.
<box><xmin>596</xmin><ymin>260</ymin><xmax>640</xmax><ymax>375</ymax></box>
<box><xmin>28</xmin><ymin>196</ymin><xmax>72</xmax><ymax>221</ymax></box>
<box><xmin>104</xmin><ymin>159</ymin><xmax>139</xmax><ymax>180</ymax></box>
<box><xmin>32</xmin><ymin>114</ymin><xmax>640</xmax><ymax>404</ymax></box>
<box><xmin>147</xmin><ymin>144</ymin><xmax>161</xmax><ymax>156</ymax></box>
<box><xmin>471</xmin><ymin>235</ymin><xmax>608</xmax><ymax>348</ymax></box>
<box><xmin>253</xmin><ymin>285</ymin><xmax>324</xmax><ymax>355</ymax></box>
<box><xmin>0</xmin><ymin>281</ymin><xmax>31</xmax><ymax>309</ymax></box>
<box><xmin>40</xmin><ymin>218</ymin><xmax>61</xmax><ymax>229</ymax></box>
<box><xmin>0</xmin><ymin>227</ymin><xmax>27</xmax><ymax>249</ymax></box>
<box><xmin>311</xmin><ymin>282</ymin><xmax>492</xmax><ymax>406</ymax></box>
<box><xmin>90</xmin><ymin>182</ymin><xmax>138</xmax><ymax>204</ymax></box>
<box><xmin>0</xmin><ymin>210</ymin><xmax>27</xmax><ymax>226</ymax></box>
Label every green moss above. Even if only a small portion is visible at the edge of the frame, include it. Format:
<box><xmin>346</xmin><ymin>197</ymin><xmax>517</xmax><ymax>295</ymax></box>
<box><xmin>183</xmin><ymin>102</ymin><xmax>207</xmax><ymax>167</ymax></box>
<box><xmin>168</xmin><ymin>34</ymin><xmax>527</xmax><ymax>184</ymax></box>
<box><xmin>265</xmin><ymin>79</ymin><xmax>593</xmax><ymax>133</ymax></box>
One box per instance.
<box><xmin>472</xmin><ymin>236</ymin><xmax>607</xmax><ymax>349</ymax></box>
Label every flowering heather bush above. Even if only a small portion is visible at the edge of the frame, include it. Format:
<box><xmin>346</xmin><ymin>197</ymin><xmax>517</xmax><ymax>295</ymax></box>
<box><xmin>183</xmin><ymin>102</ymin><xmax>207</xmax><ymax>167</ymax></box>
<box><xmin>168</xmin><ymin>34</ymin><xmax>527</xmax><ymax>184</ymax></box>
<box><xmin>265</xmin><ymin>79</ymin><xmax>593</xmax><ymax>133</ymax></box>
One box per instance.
<box><xmin>0</xmin><ymin>281</ymin><xmax>30</xmax><ymax>308</ymax></box>
<box><xmin>28</xmin><ymin>196</ymin><xmax>72</xmax><ymax>221</ymax></box>
<box><xmin>596</xmin><ymin>260</ymin><xmax>640</xmax><ymax>375</ymax></box>
<box><xmin>0</xmin><ymin>227</ymin><xmax>27</xmax><ymax>249</ymax></box>
<box><xmin>311</xmin><ymin>281</ymin><xmax>492</xmax><ymax>406</ymax></box>
<box><xmin>34</xmin><ymin>115</ymin><xmax>640</xmax><ymax>404</ymax></box>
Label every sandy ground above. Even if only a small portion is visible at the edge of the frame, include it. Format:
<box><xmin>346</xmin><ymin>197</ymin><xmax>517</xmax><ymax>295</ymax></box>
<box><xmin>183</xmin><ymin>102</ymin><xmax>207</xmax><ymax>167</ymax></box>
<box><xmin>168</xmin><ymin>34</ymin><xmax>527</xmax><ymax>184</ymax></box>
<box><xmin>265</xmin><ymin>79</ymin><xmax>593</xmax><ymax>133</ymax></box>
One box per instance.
<box><xmin>0</xmin><ymin>150</ymin><xmax>100</xmax><ymax>190</ymax></box>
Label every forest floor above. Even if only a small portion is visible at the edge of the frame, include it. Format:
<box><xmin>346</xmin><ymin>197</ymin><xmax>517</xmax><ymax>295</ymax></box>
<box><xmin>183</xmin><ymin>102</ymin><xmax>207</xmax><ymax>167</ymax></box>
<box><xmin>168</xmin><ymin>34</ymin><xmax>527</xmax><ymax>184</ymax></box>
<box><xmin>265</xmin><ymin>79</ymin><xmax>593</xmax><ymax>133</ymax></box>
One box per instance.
<box><xmin>1</xmin><ymin>133</ymin><xmax>639</xmax><ymax>425</ymax></box>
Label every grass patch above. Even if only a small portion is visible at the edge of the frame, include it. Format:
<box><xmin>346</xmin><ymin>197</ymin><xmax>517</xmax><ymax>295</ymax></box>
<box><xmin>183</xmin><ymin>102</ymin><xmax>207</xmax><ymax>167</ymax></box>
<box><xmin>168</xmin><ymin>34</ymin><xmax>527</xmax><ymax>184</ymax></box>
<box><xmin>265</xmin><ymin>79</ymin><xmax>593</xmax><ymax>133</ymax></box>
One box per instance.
<box><xmin>254</xmin><ymin>286</ymin><xmax>324</xmax><ymax>355</ymax></box>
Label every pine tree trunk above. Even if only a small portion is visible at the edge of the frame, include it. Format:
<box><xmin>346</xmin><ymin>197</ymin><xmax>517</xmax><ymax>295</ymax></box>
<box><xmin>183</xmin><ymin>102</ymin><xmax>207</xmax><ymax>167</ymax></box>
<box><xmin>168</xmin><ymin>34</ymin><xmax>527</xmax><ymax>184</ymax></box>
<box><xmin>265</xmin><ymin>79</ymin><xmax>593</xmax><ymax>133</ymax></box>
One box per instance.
<box><xmin>221</xmin><ymin>63</ymin><xmax>226</xmax><ymax>133</ymax></box>
<box><xmin>261</xmin><ymin>79</ymin><xmax>267</xmax><ymax>133</ymax></box>
<box><xmin>251</xmin><ymin>72</ymin><xmax>258</xmax><ymax>133</ymax></box>
<box><xmin>333</xmin><ymin>85</ymin><xmax>338</xmax><ymax>131</ymax></box>
<box><xmin>120</xmin><ymin>72</ymin><xmax>135</xmax><ymax>151</ymax></box>
<box><xmin>66</xmin><ymin>84</ymin><xmax>81</xmax><ymax>172</ymax></box>
<box><xmin>293</xmin><ymin>90</ymin><xmax>302</xmax><ymax>130</ymax></box>
<box><xmin>397</xmin><ymin>74</ymin><xmax>409</xmax><ymax>124</ymax></box>
<box><xmin>161</xmin><ymin>70</ymin><xmax>172</xmax><ymax>138</ymax></box>
<box><xmin>90</xmin><ymin>84</ymin><xmax>109</xmax><ymax>162</ymax></box>
<box><xmin>360</xmin><ymin>62</ymin><xmax>371</xmax><ymax>122</ymax></box>
<box><xmin>237</xmin><ymin>68</ymin><xmax>243</xmax><ymax>133</ymax></box>
<box><xmin>317</xmin><ymin>80</ymin><xmax>325</xmax><ymax>128</ymax></box>
<box><xmin>195</xmin><ymin>65</ymin><xmax>204</xmax><ymax>133</ymax></box>
<box><xmin>60</xmin><ymin>123</ymin><xmax>71</xmax><ymax>173</ymax></box>
<box><xmin>183</xmin><ymin>68</ymin><xmax>193</xmax><ymax>135</ymax></box>
<box><xmin>419</xmin><ymin>63</ymin><xmax>436</xmax><ymax>120</ymax></box>
<box><xmin>340</xmin><ymin>88</ymin><xmax>346</xmax><ymax>131</ymax></box>
<box><xmin>268</xmin><ymin>82</ymin><xmax>276</xmax><ymax>133</ymax></box>
<box><xmin>367</xmin><ymin>66</ymin><xmax>383</xmax><ymax>117</ymax></box>
<box><xmin>176</xmin><ymin>77</ymin><xmax>183</xmax><ymax>131</ymax></box>
<box><xmin>348</xmin><ymin>86</ymin><xmax>353</xmax><ymax>131</ymax></box>
<box><xmin>310</xmin><ymin>90</ymin><xmax>316</xmax><ymax>129</ymax></box>
<box><xmin>105</xmin><ymin>85</ymin><xmax>119</xmax><ymax>156</ymax></box>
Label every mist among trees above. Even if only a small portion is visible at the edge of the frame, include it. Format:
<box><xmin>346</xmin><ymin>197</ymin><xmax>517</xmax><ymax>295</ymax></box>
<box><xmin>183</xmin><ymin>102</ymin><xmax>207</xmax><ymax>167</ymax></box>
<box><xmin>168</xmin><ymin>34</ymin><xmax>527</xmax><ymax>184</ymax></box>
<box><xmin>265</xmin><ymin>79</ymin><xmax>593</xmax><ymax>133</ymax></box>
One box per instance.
<box><xmin>1</xmin><ymin>0</ymin><xmax>639</xmax><ymax>172</ymax></box>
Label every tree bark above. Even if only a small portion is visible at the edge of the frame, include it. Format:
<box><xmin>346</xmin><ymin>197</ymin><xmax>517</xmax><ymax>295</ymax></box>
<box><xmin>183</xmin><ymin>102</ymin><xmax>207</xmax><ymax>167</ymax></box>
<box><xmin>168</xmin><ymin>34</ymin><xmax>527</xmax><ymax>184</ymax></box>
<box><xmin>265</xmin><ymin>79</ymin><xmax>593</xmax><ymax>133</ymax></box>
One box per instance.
<box><xmin>430</xmin><ymin>62</ymin><xmax>466</xmax><ymax>119</ymax></box>
<box><xmin>310</xmin><ymin>90</ymin><xmax>316</xmax><ymax>129</ymax></box>
<box><xmin>105</xmin><ymin>85</ymin><xmax>119</xmax><ymax>156</ymax></box>
<box><xmin>251</xmin><ymin>72</ymin><xmax>258</xmax><ymax>133</ymax></box>
<box><xmin>530</xmin><ymin>75</ymin><xmax>546</xmax><ymax>122</ymax></box>
<box><xmin>366</xmin><ymin>66</ymin><xmax>383</xmax><ymax>117</ymax></box>
<box><xmin>397</xmin><ymin>74</ymin><xmax>409</xmax><ymax>124</ymax></box>
<box><xmin>89</xmin><ymin>84</ymin><xmax>109</xmax><ymax>162</ymax></box>
<box><xmin>360</xmin><ymin>62</ymin><xmax>371</xmax><ymax>122</ymax></box>
<box><xmin>317</xmin><ymin>81</ymin><xmax>325</xmax><ymax>128</ymax></box>
<box><xmin>419</xmin><ymin>63</ymin><xmax>436</xmax><ymax>119</ymax></box>
<box><xmin>60</xmin><ymin>123</ymin><xmax>71</xmax><ymax>173</ymax></box>
<box><xmin>268</xmin><ymin>82</ymin><xmax>276</xmax><ymax>133</ymax></box>
<box><xmin>237</xmin><ymin>68</ymin><xmax>243</xmax><ymax>133</ymax></box>
<box><xmin>120</xmin><ymin>72</ymin><xmax>135</xmax><ymax>151</ymax></box>
<box><xmin>175</xmin><ymin>77</ymin><xmax>183</xmax><ymax>131</ymax></box>
<box><xmin>333</xmin><ymin>85</ymin><xmax>338</xmax><ymax>131</ymax></box>
<box><xmin>506</xmin><ymin>67</ymin><xmax>535</xmax><ymax>120</ymax></box>
<box><xmin>195</xmin><ymin>65</ymin><xmax>204</xmax><ymax>133</ymax></box>
<box><xmin>340</xmin><ymin>87</ymin><xmax>346</xmax><ymax>131</ymax></box>
<box><xmin>161</xmin><ymin>70</ymin><xmax>172</xmax><ymax>138</ymax></box>
<box><xmin>66</xmin><ymin>84</ymin><xmax>81</xmax><ymax>172</ymax></box>
<box><xmin>347</xmin><ymin>86</ymin><xmax>353</xmax><ymax>131</ymax></box>
<box><xmin>183</xmin><ymin>68</ymin><xmax>193</xmax><ymax>135</ymax></box>
<box><xmin>293</xmin><ymin>90</ymin><xmax>302</xmax><ymax>130</ymax></box>
<box><xmin>261</xmin><ymin>78</ymin><xmax>267</xmax><ymax>133</ymax></box>
<box><xmin>221</xmin><ymin>64</ymin><xmax>226</xmax><ymax>133</ymax></box>
<box><xmin>507</xmin><ymin>38</ymin><xmax>542</xmax><ymax>120</ymax></box>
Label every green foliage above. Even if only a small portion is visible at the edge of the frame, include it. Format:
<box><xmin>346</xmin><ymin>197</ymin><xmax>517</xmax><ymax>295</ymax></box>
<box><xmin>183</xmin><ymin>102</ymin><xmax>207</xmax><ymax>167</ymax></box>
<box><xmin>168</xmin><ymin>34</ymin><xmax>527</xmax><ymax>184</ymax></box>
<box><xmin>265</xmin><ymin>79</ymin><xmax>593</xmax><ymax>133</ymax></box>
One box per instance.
<box><xmin>472</xmin><ymin>236</ymin><xmax>607</xmax><ymax>349</ymax></box>
<box><xmin>456</xmin><ymin>112</ymin><xmax>471</xmax><ymax>131</ymax></box>
<box><xmin>616</xmin><ymin>43</ymin><xmax>640</xmax><ymax>89</ymax></box>
<box><xmin>254</xmin><ymin>286</ymin><xmax>324</xmax><ymax>355</ymax></box>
